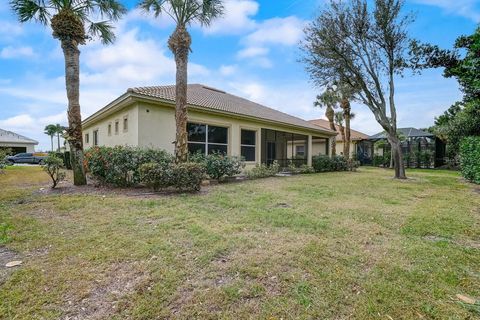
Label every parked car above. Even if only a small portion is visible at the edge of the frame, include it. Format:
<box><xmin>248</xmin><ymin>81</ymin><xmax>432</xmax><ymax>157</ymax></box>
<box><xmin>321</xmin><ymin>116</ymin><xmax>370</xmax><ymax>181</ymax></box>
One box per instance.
<box><xmin>6</xmin><ymin>152</ymin><xmax>48</xmax><ymax>165</ymax></box>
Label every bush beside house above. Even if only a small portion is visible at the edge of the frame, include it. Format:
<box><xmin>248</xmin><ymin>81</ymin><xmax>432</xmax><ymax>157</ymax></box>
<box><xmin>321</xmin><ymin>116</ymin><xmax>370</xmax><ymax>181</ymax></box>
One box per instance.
<box><xmin>190</xmin><ymin>152</ymin><xmax>244</xmax><ymax>181</ymax></box>
<box><xmin>459</xmin><ymin>137</ymin><xmax>480</xmax><ymax>184</ymax></box>
<box><xmin>312</xmin><ymin>155</ymin><xmax>358</xmax><ymax>172</ymax></box>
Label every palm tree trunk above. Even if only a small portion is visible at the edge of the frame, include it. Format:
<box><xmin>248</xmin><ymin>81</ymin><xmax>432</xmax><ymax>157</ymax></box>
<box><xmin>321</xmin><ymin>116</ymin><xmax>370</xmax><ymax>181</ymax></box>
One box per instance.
<box><xmin>169</xmin><ymin>26</ymin><xmax>191</xmax><ymax>163</ymax></box>
<box><xmin>326</xmin><ymin>105</ymin><xmax>336</xmax><ymax>156</ymax></box>
<box><xmin>338</xmin><ymin>124</ymin><xmax>346</xmax><ymax>155</ymax></box>
<box><xmin>50</xmin><ymin>136</ymin><xmax>54</xmax><ymax>152</ymax></box>
<box><xmin>61</xmin><ymin>39</ymin><xmax>86</xmax><ymax>185</ymax></box>
<box><xmin>57</xmin><ymin>133</ymin><xmax>61</xmax><ymax>152</ymax></box>
<box><xmin>343</xmin><ymin>99</ymin><xmax>351</xmax><ymax>159</ymax></box>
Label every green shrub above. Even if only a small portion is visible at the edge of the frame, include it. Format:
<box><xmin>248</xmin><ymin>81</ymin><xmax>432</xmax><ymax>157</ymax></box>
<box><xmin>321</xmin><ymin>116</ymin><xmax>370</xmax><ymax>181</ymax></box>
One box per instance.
<box><xmin>346</xmin><ymin>158</ymin><xmax>360</xmax><ymax>171</ymax></box>
<box><xmin>245</xmin><ymin>161</ymin><xmax>280</xmax><ymax>179</ymax></box>
<box><xmin>139</xmin><ymin>162</ymin><xmax>174</xmax><ymax>191</ymax></box>
<box><xmin>172</xmin><ymin>162</ymin><xmax>206</xmax><ymax>192</ymax></box>
<box><xmin>84</xmin><ymin>146</ymin><xmax>174</xmax><ymax>187</ymax></box>
<box><xmin>42</xmin><ymin>154</ymin><xmax>66</xmax><ymax>188</ymax></box>
<box><xmin>190</xmin><ymin>151</ymin><xmax>244</xmax><ymax>181</ymax></box>
<box><xmin>459</xmin><ymin>136</ymin><xmax>480</xmax><ymax>184</ymax></box>
<box><xmin>312</xmin><ymin>155</ymin><xmax>350</xmax><ymax>172</ymax></box>
<box><xmin>0</xmin><ymin>149</ymin><xmax>10</xmax><ymax>172</ymax></box>
<box><xmin>287</xmin><ymin>161</ymin><xmax>315</xmax><ymax>174</ymax></box>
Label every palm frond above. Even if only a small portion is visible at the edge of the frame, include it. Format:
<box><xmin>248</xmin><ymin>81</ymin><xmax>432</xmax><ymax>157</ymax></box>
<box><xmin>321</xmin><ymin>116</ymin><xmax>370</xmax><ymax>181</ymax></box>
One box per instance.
<box><xmin>87</xmin><ymin>20</ymin><xmax>115</xmax><ymax>44</ymax></box>
<box><xmin>138</xmin><ymin>0</ymin><xmax>167</xmax><ymax>18</ymax></box>
<box><xmin>10</xmin><ymin>0</ymin><xmax>51</xmax><ymax>24</ymax></box>
<box><xmin>194</xmin><ymin>0</ymin><xmax>223</xmax><ymax>26</ymax></box>
<box><xmin>92</xmin><ymin>0</ymin><xmax>127</xmax><ymax>20</ymax></box>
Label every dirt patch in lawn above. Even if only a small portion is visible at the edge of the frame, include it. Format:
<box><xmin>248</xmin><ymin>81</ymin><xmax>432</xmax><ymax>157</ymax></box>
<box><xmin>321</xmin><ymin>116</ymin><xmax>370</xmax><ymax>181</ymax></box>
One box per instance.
<box><xmin>63</xmin><ymin>262</ymin><xmax>149</xmax><ymax>320</ymax></box>
<box><xmin>0</xmin><ymin>246</ymin><xmax>22</xmax><ymax>284</ymax></box>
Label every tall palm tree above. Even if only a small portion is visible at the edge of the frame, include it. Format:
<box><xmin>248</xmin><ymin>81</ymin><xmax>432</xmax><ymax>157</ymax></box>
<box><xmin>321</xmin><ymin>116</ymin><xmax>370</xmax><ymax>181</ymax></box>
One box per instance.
<box><xmin>334</xmin><ymin>111</ymin><xmax>355</xmax><ymax>157</ymax></box>
<box><xmin>44</xmin><ymin>124</ymin><xmax>57</xmax><ymax>152</ymax></box>
<box><xmin>54</xmin><ymin>123</ymin><xmax>65</xmax><ymax>152</ymax></box>
<box><xmin>333</xmin><ymin>81</ymin><xmax>356</xmax><ymax>159</ymax></box>
<box><xmin>10</xmin><ymin>0</ymin><xmax>126</xmax><ymax>185</ymax></box>
<box><xmin>314</xmin><ymin>87</ymin><xmax>338</xmax><ymax>156</ymax></box>
<box><xmin>139</xmin><ymin>0</ymin><xmax>224</xmax><ymax>163</ymax></box>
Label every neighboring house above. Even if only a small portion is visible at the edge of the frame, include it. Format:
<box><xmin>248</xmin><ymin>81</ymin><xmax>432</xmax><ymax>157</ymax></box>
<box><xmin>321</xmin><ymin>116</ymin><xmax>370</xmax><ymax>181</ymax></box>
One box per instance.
<box><xmin>0</xmin><ymin>128</ymin><xmax>38</xmax><ymax>154</ymax></box>
<box><xmin>82</xmin><ymin>84</ymin><xmax>336</xmax><ymax>167</ymax></box>
<box><xmin>307</xmin><ymin>119</ymin><xmax>369</xmax><ymax>157</ymax></box>
<box><xmin>359</xmin><ymin>127</ymin><xmax>446</xmax><ymax>167</ymax></box>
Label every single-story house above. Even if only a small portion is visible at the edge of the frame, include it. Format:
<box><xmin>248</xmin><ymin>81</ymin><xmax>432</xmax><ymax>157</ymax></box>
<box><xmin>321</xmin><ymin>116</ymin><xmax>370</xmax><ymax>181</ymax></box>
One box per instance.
<box><xmin>357</xmin><ymin>127</ymin><xmax>446</xmax><ymax>167</ymax></box>
<box><xmin>0</xmin><ymin>128</ymin><xmax>38</xmax><ymax>154</ymax></box>
<box><xmin>308</xmin><ymin>119</ymin><xmax>369</xmax><ymax>157</ymax></box>
<box><xmin>82</xmin><ymin>84</ymin><xmax>336</xmax><ymax>167</ymax></box>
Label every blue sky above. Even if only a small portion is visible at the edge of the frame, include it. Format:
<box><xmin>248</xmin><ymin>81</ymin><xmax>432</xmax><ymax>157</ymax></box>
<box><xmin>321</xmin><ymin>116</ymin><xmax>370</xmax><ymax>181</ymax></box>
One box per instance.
<box><xmin>0</xmin><ymin>0</ymin><xmax>478</xmax><ymax>151</ymax></box>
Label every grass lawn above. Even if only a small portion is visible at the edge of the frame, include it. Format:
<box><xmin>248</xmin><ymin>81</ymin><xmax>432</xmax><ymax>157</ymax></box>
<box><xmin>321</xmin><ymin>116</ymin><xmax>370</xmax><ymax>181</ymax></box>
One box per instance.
<box><xmin>0</xmin><ymin>166</ymin><xmax>479</xmax><ymax>319</ymax></box>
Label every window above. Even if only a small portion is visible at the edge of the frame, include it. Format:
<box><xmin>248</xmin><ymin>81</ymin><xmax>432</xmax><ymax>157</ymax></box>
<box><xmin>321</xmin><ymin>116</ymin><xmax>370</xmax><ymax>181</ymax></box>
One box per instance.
<box><xmin>93</xmin><ymin>130</ymin><xmax>99</xmax><ymax>146</ymax></box>
<box><xmin>85</xmin><ymin>133</ymin><xmax>89</xmax><ymax>144</ymax></box>
<box><xmin>187</xmin><ymin>122</ymin><xmax>228</xmax><ymax>155</ymax></box>
<box><xmin>123</xmin><ymin>116</ymin><xmax>128</xmax><ymax>132</ymax></box>
<box><xmin>115</xmin><ymin>120</ymin><xmax>119</xmax><ymax>134</ymax></box>
<box><xmin>296</xmin><ymin>145</ymin><xmax>305</xmax><ymax>157</ymax></box>
<box><xmin>241</xmin><ymin>129</ymin><xmax>256</xmax><ymax>161</ymax></box>
<box><xmin>108</xmin><ymin>123</ymin><xmax>112</xmax><ymax>136</ymax></box>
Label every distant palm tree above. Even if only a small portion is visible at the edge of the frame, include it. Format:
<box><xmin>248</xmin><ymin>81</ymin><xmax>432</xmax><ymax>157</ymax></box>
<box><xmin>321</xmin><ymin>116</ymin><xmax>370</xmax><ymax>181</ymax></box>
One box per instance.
<box><xmin>54</xmin><ymin>124</ymin><xmax>65</xmax><ymax>152</ymax></box>
<box><xmin>333</xmin><ymin>81</ymin><xmax>356</xmax><ymax>159</ymax></box>
<box><xmin>10</xmin><ymin>0</ymin><xmax>126</xmax><ymax>184</ymax></box>
<box><xmin>334</xmin><ymin>111</ymin><xmax>355</xmax><ymax>157</ymax></box>
<box><xmin>44</xmin><ymin>124</ymin><xmax>57</xmax><ymax>152</ymax></box>
<box><xmin>139</xmin><ymin>0</ymin><xmax>224</xmax><ymax>163</ymax></box>
<box><xmin>314</xmin><ymin>87</ymin><xmax>338</xmax><ymax>156</ymax></box>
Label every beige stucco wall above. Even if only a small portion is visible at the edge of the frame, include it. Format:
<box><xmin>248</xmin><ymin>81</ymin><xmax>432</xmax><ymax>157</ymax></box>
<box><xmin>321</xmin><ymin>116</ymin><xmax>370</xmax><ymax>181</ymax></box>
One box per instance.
<box><xmin>83</xmin><ymin>99</ymin><xmax>333</xmax><ymax>167</ymax></box>
<box><xmin>83</xmin><ymin>104</ymin><xmax>139</xmax><ymax>148</ymax></box>
<box><xmin>335</xmin><ymin>141</ymin><xmax>357</xmax><ymax>157</ymax></box>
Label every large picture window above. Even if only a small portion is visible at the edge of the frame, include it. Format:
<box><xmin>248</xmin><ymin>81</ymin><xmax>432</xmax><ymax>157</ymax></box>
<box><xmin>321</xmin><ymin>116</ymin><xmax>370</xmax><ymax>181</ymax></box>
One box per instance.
<box><xmin>187</xmin><ymin>123</ymin><xmax>228</xmax><ymax>155</ymax></box>
<box><xmin>241</xmin><ymin>129</ymin><xmax>256</xmax><ymax>161</ymax></box>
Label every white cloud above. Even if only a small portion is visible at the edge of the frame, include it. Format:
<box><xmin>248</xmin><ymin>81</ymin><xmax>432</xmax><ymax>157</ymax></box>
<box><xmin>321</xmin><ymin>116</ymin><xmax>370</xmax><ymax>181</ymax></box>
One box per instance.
<box><xmin>0</xmin><ymin>46</ymin><xmax>35</xmax><ymax>59</ymax></box>
<box><xmin>219</xmin><ymin>64</ymin><xmax>238</xmax><ymax>76</ymax></box>
<box><xmin>243</xmin><ymin>16</ymin><xmax>306</xmax><ymax>47</ymax></box>
<box><xmin>413</xmin><ymin>0</ymin><xmax>480</xmax><ymax>22</ymax></box>
<box><xmin>204</xmin><ymin>0</ymin><xmax>259</xmax><ymax>35</ymax></box>
<box><xmin>0</xmin><ymin>21</ymin><xmax>23</xmax><ymax>37</ymax></box>
<box><xmin>236</xmin><ymin>46</ymin><xmax>269</xmax><ymax>59</ymax></box>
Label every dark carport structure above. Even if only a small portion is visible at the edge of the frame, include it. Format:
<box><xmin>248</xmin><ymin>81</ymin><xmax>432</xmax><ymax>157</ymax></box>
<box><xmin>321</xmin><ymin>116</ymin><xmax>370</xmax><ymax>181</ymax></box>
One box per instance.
<box><xmin>357</xmin><ymin>127</ymin><xmax>446</xmax><ymax>168</ymax></box>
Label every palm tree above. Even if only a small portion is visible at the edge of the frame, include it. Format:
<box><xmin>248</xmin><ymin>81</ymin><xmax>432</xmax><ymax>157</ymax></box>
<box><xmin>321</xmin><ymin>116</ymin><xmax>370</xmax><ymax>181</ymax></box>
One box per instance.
<box><xmin>44</xmin><ymin>124</ymin><xmax>57</xmax><ymax>152</ymax></box>
<box><xmin>333</xmin><ymin>81</ymin><xmax>356</xmax><ymax>159</ymax></box>
<box><xmin>10</xmin><ymin>0</ymin><xmax>126</xmax><ymax>185</ymax></box>
<box><xmin>314</xmin><ymin>87</ymin><xmax>338</xmax><ymax>156</ymax></box>
<box><xmin>54</xmin><ymin>124</ymin><xmax>65</xmax><ymax>152</ymax></box>
<box><xmin>334</xmin><ymin>111</ymin><xmax>355</xmax><ymax>157</ymax></box>
<box><xmin>139</xmin><ymin>0</ymin><xmax>224</xmax><ymax>163</ymax></box>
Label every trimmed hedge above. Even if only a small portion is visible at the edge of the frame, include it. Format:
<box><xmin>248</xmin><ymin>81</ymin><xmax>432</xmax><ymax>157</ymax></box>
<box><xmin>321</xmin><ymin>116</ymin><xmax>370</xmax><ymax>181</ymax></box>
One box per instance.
<box><xmin>140</xmin><ymin>162</ymin><xmax>206</xmax><ymax>192</ymax></box>
<box><xmin>245</xmin><ymin>161</ymin><xmax>280</xmax><ymax>179</ymax></box>
<box><xmin>84</xmin><ymin>146</ymin><xmax>174</xmax><ymax>187</ymax></box>
<box><xmin>190</xmin><ymin>152</ymin><xmax>245</xmax><ymax>181</ymax></box>
<box><xmin>459</xmin><ymin>136</ymin><xmax>480</xmax><ymax>184</ymax></box>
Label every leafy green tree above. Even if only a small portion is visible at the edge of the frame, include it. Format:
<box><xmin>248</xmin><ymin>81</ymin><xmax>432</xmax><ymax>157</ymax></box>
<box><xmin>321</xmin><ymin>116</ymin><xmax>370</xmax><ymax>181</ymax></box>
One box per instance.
<box><xmin>10</xmin><ymin>0</ymin><xmax>126</xmax><ymax>185</ymax></box>
<box><xmin>139</xmin><ymin>0</ymin><xmax>224</xmax><ymax>163</ymax></box>
<box><xmin>314</xmin><ymin>87</ymin><xmax>338</xmax><ymax>155</ymax></box>
<box><xmin>301</xmin><ymin>0</ymin><xmax>414</xmax><ymax>179</ymax></box>
<box><xmin>44</xmin><ymin>124</ymin><xmax>57</xmax><ymax>152</ymax></box>
<box><xmin>410</xmin><ymin>27</ymin><xmax>480</xmax><ymax>158</ymax></box>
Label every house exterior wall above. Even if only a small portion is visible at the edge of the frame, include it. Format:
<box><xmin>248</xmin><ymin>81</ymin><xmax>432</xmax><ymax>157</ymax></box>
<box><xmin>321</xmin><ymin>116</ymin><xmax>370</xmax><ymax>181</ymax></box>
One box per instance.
<box><xmin>0</xmin><ymin>143</ymin><xmax>35</xmax><ymax>153</ymax></box>
<box><xmin>83</xmin><ymin>99</ymin><xmax>334</xmax><ymax>168</ymax></box>
<box><xmin>335</xmin><ymin>141</ymin><xmax>358</xmax><ymax>157</ymax></box>
<box><xmin>83</xmin><ymin>104</ymin><xmax>139</xmax><ymax>148</ymax></box>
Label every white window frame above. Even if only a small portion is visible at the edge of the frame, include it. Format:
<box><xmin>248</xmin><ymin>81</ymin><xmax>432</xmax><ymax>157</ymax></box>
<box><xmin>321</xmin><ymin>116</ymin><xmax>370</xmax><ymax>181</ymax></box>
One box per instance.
<box><xmin>108</xmin><ymin>123</ymin><xmax>112</xmax><ymax>136</ymax></box>
<box><xmin>85</xmin><ymin>133</ymin><xmax>89</xmax><ymax>144</ymax></box>
<box><xmin>296</xmin><ymin>145</ymin><xmax>305</xmax><ymax>157</ymax></box>
<box><xmin>93</xmin><ymin>129</ymin><xmax>99</xmax><ymax>146</ymax></box>
<box><xmin>187</xmin><ymin>122</ymin><xmax>229</xmax><ymax>156</ymax></box>
<box><xmin>123</xmin><ymin>115</ymin><xmax>128</xmax><ymax>132</ymax></box>
<box><xmin>115</xmin><ymin>120</ymin><xmax>119</xmax><ymax>135</ymax></box>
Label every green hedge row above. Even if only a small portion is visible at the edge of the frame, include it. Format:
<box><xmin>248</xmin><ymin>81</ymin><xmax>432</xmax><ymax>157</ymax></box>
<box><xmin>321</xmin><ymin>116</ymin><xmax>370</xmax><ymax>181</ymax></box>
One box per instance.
<box><xmin>460</xmin><ymin>136</ymin><xmax>480</xmax><ymax>184</ymax></box>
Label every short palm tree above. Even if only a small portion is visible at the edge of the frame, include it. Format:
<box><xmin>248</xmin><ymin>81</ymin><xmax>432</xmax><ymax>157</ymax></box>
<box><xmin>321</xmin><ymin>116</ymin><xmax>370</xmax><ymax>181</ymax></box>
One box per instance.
<box><xmin>44</xmin><ymin>124</ymin><xmax>57</xmax><ymax>152</ymax></box>
<box><xmin>314</xmin><ymin>87</ymin><xmax>338</xmax><ymax>156</ymax></box>
<box><xmin>10</xmin><ymin>0</ymin><xmax>126</xmax><ymax>185</ymax></box>
<box><xmin>333</xmin><ymin>81</ymin><xmax>357</xmax><ymax>159</ymax></box>
<box><xmin>139</xmin><ymin>0</ymin><xmax>224</xmax><ymax>163</ymax></box>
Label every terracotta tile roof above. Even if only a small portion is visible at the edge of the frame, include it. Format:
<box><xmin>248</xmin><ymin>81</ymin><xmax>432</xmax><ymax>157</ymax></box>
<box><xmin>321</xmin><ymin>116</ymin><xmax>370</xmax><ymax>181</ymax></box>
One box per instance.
<box><xmin>0</xmin><ymin>128</ymin><xmax>38</xmax><ymax>144</ymax></box>
<box><xmin>308</xmin><ymin>119</ymin><xmax>369</xmax><ymax>142</ymax></box>
<box><xmin>128</xmin><ymin>84</ymin><xmax>335</xmax><ymax>135</ymax></box>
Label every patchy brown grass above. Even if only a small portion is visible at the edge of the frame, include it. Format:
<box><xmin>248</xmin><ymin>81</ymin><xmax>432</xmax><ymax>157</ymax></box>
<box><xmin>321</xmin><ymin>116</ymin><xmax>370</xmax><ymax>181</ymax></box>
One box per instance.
<box><xmin>0</xmin><ymin>166</ymin><xmax>479</xmax><ymax>319</ymax></box>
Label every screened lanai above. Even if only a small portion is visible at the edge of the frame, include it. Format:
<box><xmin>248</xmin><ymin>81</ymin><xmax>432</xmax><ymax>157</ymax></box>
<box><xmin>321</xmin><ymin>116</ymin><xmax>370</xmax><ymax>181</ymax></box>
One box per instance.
<box><xmin>358</xmin><ymin>127</ymin><xmax>446</xmax><ymax>168</ymax></box>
